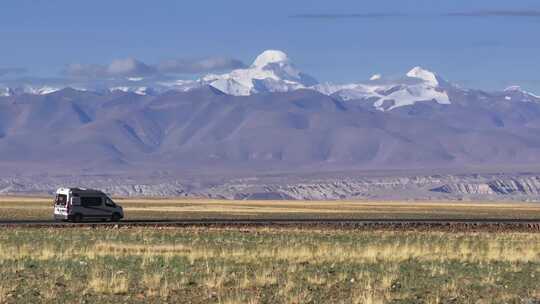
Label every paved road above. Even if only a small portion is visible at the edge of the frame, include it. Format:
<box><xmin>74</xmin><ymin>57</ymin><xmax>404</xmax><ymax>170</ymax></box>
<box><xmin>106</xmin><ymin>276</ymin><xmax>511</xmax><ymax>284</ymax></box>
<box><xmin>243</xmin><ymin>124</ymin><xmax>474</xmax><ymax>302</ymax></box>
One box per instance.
<box><xmin>1</xmin><ymin>218</ymin><xmax>540</xmax><ymax>227</ymax></box>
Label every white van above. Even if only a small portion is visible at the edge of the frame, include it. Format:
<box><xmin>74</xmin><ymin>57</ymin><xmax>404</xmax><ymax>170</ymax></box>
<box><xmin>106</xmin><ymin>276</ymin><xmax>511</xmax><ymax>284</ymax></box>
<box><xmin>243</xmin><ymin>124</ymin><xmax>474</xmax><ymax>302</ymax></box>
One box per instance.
<box><xmin>53</xmin><ymin>187</ymin><xmax>124</xmax><ymax>222</ymax></box>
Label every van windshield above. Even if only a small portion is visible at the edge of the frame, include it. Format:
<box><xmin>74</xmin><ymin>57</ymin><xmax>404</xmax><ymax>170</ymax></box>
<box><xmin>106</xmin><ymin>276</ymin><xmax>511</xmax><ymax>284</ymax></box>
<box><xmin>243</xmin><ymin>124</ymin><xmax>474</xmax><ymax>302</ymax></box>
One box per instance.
<box><xmin>105</xmin><ymin>197</ymin><xmax>116</xmax><ymax>207</ymax></box>
<box><xmin>54</xmin><ymin>194</ymin><xmax>67</xmax><ymax>206</ymax></box>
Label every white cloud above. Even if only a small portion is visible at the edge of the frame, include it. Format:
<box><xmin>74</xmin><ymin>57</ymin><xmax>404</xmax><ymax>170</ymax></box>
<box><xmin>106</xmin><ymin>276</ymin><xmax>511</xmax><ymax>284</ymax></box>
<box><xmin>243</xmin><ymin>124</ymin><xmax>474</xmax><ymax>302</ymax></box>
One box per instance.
<box><xmin>107</xmin><ymin>58</ymin><xmax>156</xmax><ymax>77</ymax></box>
<box><xmin>66</xmin><ymin>58</ymin><xmax>157</xmax><ymax>79</ymax></box>
<box><xmin>65</xmin><ymin>63</ymin><xmax>107</xmax><ymax>78</ymax></box>
<box><xmin>65</xmin><ymin>56</ymin><xmax>245</xmax><ymax>79</ymax></box>
<box><xmin>158</xmin><ymin>57</ymin><xmax>245</xmax><ymax>74</ymax></box>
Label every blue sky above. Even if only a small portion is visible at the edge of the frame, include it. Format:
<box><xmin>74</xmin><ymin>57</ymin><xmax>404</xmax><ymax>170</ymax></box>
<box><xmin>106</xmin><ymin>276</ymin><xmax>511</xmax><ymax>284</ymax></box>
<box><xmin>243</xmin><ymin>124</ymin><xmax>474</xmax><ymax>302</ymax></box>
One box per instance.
<box><xmin>1</xmin><ymin>0</ymin><xmax>540</xmax><ymax>91</ymax></box>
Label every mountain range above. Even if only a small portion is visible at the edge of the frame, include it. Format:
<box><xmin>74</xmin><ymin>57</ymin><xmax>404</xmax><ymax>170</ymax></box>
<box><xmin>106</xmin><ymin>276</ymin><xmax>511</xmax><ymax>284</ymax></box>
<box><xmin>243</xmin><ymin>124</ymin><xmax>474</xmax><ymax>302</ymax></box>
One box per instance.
<box><xmin>1</xmin><ymin>50</ymin><xmax>540</xmax><ymax>177</ymax></box>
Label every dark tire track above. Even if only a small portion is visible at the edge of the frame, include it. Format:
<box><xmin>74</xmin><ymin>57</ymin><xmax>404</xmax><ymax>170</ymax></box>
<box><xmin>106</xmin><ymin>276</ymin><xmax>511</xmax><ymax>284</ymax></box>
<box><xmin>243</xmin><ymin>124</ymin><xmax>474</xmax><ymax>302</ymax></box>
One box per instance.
<box><xmin>2</xmin><ymin>218</ymin><xmax>540</xmax><ymax>231</ymax></box>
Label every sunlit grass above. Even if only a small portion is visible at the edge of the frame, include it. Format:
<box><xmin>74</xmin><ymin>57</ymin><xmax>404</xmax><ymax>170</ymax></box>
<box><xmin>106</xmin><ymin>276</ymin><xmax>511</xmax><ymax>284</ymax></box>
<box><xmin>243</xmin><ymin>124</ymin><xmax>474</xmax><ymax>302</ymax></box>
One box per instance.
<box><xmin>3</xmin><ymin>196</ymin><xmax>540</xmax><ymax>220</ymax></box>
<box><xmin>0</xmin><ymin>227</ymin><xmax>539</xmax><ymax>303</ymax></box>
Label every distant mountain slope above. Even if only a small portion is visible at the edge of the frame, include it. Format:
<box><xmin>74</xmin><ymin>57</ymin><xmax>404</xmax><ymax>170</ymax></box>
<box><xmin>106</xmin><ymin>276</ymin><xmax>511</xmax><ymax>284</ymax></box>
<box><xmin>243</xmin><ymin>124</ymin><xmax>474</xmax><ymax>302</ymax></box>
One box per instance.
<box><xmin>1</xmin><ymin>81</ymin><xmax>540</xmax><ymax>175</ymax></box>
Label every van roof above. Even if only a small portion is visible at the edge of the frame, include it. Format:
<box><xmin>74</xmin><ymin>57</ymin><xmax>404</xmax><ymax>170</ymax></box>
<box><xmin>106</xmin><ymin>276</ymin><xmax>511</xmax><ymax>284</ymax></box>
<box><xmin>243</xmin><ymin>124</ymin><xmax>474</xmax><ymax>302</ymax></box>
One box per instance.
<box><xmin>56</xmin><ymin>187</ymin><xmax>106</xmax><ymax>195</ymax></box>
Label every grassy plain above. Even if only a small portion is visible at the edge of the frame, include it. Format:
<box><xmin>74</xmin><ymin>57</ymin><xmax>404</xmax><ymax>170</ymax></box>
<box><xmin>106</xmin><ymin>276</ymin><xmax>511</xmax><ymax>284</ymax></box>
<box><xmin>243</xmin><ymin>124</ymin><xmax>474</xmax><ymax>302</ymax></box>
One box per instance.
<box><xmin>1</xmin><ymin>197</ymin><xmax>540</xmax><ymax>303</ymax></box>
<box><xmin>0</xmin><ymin>227</ymin><xmax>540</xmax><ymax>303</ymax></box>
<box><xmin>2</xmin><ymin>196</ymin><xmax>540</xmax><ymax>220</ymax></box>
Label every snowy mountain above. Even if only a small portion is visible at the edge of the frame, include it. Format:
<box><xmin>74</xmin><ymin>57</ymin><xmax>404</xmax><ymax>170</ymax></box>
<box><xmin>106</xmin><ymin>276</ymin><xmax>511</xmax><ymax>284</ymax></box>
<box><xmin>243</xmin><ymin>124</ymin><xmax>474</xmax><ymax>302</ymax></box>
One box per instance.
<box><xmin>1</xmin><ymin>50</ymin><xmax>539</xmax><ymax>114</ymax></box>
<box><xmin>109</xmin><ymin>86</ymin><xmax>154</xmax><ymax>96</ymax></box>
<box><xmin>0</xmin><ymin>85</ymin><xmax>62</xmax><ymax>96</ymax></box>
<box><xmin>201</xmin><ymin>50</ymin><xmax>318</xmax><ymax>95</ymax></box>
<box><xmin>501</xmin><ymin>86</ymin><xmax>540</xmax><ymax>103</ymax></box>
<box><xmin>406</xmin><ymin>66</ymin><xmax>445</xmax><ymax>87</ymax></box>
<box><xmin>0</xmin><ymin>88</ymin><xmax>9</xmax><ymax>97</ymax></box>
<box><xmin>314</xmin><ymin>66</ymin><xmax>452</xmax><ymax>111</ymax></box>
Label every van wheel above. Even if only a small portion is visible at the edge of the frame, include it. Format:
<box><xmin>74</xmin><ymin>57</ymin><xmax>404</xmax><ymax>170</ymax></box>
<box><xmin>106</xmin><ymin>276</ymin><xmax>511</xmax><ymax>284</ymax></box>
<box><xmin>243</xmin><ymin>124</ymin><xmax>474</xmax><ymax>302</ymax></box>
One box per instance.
<box><xmin>72</xmin><ymin>214</ymin><xmax>83</xmax><ymax>223</ymax></box>
<box><xmin>111</xmin><ymin>213</ymin><xmax>121</xmax><ymax>222</ymax></box>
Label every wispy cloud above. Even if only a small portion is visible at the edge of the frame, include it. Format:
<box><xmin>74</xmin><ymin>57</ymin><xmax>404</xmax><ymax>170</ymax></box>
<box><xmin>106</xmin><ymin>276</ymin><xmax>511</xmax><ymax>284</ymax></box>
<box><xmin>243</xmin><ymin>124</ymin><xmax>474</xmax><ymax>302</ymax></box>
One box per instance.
<box><xmin>290</xmin><ymin>10</ymin><xmax>540</xmax><ymax>20</ymax></box>
<box><xmin>108</xmin><ymin>58</ymin><xmax>157</xmax><ymax>77</ymax></box>
<box><xmin>65</xmin><ymin>56</ymin><xmax>246</xmax><ymax>79</ymax></box>
<box><xmin>446</xmin><ymin>10</ymin><xmax>540</xmax><ymax>17</ymax></box>
<box><xmin>65</xmin><ymin>58</ymin><xmax>157</xmax><ymax>79</ymax></box>
<box><xmin>289</xmin><ymin>13</ymin><xmax>405</xmax><ymax>20</ymax></box>
<box><xmin>64</xmin><ymin>58</ymin><xmax>157</xmax><ymax>78</ymax></box>
<box><xmin>158</xmin><ymin>57</ymin><xmax>245</xmax><ymax>74</ymax></box>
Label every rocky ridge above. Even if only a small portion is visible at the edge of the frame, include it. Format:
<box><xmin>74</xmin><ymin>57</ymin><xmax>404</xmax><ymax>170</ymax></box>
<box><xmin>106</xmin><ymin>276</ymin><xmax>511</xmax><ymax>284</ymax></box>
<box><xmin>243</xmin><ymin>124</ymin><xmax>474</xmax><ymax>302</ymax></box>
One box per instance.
<box><xmin>3</xmin><ymin>173</ymin><xmax>540</xmax><ymax>201</ymax></box>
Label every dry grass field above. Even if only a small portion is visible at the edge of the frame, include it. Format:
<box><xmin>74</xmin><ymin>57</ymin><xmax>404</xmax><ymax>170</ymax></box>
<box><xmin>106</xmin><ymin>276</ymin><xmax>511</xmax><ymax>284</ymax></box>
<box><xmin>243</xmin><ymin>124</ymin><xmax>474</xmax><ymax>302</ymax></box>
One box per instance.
<box><xmin>1</xmin><ymin>197</ymin><xmax>540</xmax><ymax>303</ymax></box>
<box><xmin>0</xmin><ymin>227</ymin><xmax>540</xmax><ymax>303</ymax></box>
<box><xmin>2</xmin><ymin>196</ymin><xmax>540</xmax><ymax>220</ymax></box>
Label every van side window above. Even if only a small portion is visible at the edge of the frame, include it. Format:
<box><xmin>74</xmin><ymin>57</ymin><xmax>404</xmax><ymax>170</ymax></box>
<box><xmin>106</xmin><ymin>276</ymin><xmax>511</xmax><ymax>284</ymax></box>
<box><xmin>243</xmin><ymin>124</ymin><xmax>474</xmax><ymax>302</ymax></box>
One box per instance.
<box><xmin>105</xmin><ymin>198</ymin><xmax>115</xmax><ymax>207</ymax></box>
<box><xmin>81</xmin><ymin>197</ymin><xmax>102</xmax><ymax>207</ymax></box>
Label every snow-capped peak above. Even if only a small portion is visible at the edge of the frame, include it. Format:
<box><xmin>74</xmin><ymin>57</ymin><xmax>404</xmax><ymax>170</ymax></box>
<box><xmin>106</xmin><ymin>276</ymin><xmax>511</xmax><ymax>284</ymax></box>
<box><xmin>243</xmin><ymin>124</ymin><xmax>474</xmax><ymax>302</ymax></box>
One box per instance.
<box><xmin>325</xmin><ymin>66</ymin><xmax>451</xmax><ymax>111</ymax></box>
<box><xmin>252</xmin><ymin>50</ymin><xmax>289</xmax><ymax>68</ymax></box>
<box><xmin>4</xmin><ymin>50</ymin><xmax>540</xmax><ymax>112</ymax></box>
<box><xmin>1</xmin><ymin>87</ymin><xmax>11</xmax><ymax>97</ymax></box>
<box><xmin>406</xmin><ymin>66</ymin><xmax>440</xmax><ymax>87</ymax></box>
<box><xmin>201</xmin><ymin>50</ymin><xmax>317</xmax><ymax>96</ymax></box>
<box><xmin>370</xmin><ymin>74</ymin><xmax>382</xmax><ymax>81</ymax></box>
<box><xmin>503</xmin><ymin>86</ymin><xmax>540</xmax><ymax>100</ymax></box>
<box><xmin>504</xmin><ymin>85</ymin><xmax>523</xmax><ymax>92</ymax></box>
<box><xmin>18</xmin><ymin>86</ymin><xmax>61</xmax><ymax>95</ymax></box>
<box><xmin>110</xmin><ymin>86</ymin><xmax>152</xmax><ymax>95</ymax></box>
<box><xmin>128</xmin><ymin>77</ymin><xmax>144</xmax><ymax>82</ymax></box>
